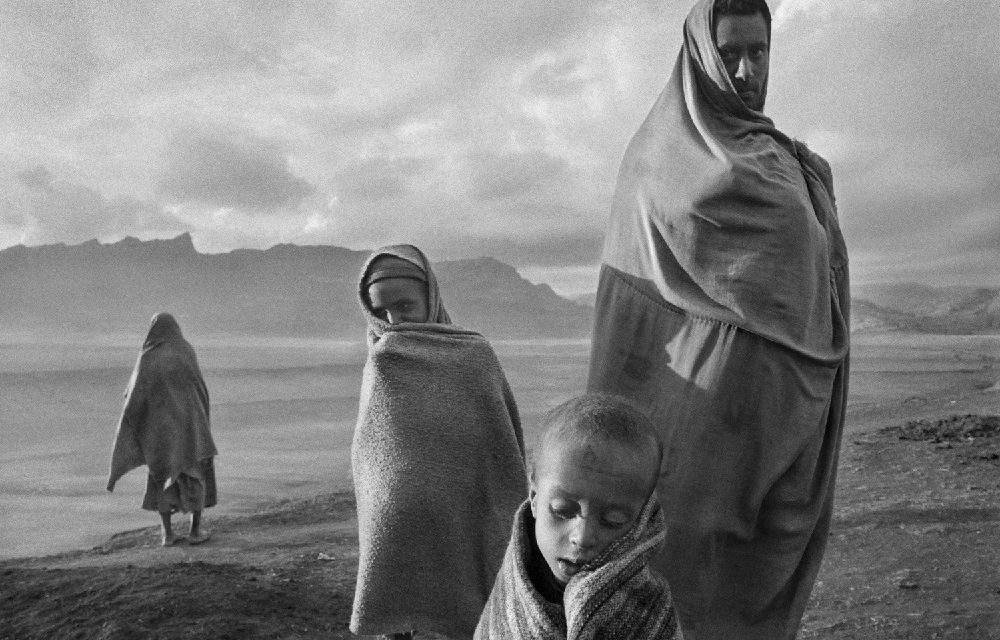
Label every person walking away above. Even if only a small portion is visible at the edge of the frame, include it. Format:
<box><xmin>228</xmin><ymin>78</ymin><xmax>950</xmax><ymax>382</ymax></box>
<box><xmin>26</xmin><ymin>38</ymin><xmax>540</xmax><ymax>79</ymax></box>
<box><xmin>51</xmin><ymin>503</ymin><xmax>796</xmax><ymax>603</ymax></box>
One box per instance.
<box><xmin>107</xmin><ymin>312</ymin><xmax>217</xmax><ymax>547</ymax></box>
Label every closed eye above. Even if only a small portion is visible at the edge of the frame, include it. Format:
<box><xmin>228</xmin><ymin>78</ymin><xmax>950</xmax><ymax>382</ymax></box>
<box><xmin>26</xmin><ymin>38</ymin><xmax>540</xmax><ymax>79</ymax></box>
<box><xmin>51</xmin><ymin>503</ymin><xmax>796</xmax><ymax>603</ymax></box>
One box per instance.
<box><xmin>550</xmin><ymin>500</ymin><xmax>578</xmax><ymax>520</ymax></box>
<box><xmin>602</xmin><ymin>509</ymin><xmax>631</xmax><ymax>528</ymax></box>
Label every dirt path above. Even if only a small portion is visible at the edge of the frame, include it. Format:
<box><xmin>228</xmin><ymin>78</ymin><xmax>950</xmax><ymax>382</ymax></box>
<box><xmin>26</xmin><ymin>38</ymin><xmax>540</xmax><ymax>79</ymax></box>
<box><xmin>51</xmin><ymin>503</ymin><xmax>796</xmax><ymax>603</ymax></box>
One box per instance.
<box><xmin>1</xmin><ymin>493</ymin><xmax>361</xmax><ymax>640</ymax></box>
<box><xmin>3</xmin><ymin>388</ymin><xmax>1000</xmax><ymax>639</ymax></box>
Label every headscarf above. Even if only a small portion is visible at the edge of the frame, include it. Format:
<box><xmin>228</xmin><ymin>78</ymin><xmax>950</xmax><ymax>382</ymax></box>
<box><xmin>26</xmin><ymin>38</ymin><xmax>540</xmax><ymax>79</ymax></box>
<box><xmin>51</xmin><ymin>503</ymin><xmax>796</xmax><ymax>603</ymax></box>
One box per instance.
<box><xmin>600</xmin><ymin>0</ymin><xmax>848</xmax><ymax>363</ymax></box>
<box><xmin>142</xmin><ymin>312</ymin><xmax>185</xmax><ymax>351</ymax></box>
<box><xmin>358</xmin><ymin>244</ymin><xmax>451</xmax><ymax>345</ymax></box>
<box><xmin>362</xmin><ymin>255</ymin><xmax>428</xmax><ymax>287</ymax></box>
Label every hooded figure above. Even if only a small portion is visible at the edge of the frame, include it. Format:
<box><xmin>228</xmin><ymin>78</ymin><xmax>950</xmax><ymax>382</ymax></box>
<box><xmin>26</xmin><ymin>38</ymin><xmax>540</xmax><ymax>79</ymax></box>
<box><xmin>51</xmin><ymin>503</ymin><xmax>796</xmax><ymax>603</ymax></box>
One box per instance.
<box><xmin>108</xmin><ymin>312</ymin><xmax>217</xmax><ymax>545</ymax></box>
<box><xmin>350</xmin><ymin>244</ymin><xmax>528</xmax><ymax>639</ymax></box>
<box><xmin>588</xmin><ymin>1</ymin><xmax>850</xmax><ymax>638</ymax></box>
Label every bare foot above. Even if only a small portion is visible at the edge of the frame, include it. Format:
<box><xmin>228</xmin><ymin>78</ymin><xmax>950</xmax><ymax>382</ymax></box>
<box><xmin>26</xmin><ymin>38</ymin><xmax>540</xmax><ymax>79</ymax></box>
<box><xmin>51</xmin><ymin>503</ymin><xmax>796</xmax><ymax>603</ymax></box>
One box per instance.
<box><xmin>187</xmin><ymin>530</ymin><xmax>212</xmax><ymax>545</ymax></box>
<box><xmin>161</xmin><ymin>534</ymin><xmax>187</xmax><ymax>547</ymax></box>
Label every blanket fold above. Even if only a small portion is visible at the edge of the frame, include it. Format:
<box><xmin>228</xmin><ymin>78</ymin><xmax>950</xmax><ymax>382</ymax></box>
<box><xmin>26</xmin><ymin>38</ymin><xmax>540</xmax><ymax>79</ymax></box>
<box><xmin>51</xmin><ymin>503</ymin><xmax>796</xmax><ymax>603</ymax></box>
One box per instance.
<box><xmin>351</xmin><ymin>245</ymin><xmax>527</xmax><ymax>638</ymax></box>
<box><xmin>475</xmin><ymin>498</ymin><xmax>683</xmax><ymax>640</ymax></box>
<box><xmin>107</xmin><ymin>313</ymin><xmax>216</xmax><ymax>492</ymax></box>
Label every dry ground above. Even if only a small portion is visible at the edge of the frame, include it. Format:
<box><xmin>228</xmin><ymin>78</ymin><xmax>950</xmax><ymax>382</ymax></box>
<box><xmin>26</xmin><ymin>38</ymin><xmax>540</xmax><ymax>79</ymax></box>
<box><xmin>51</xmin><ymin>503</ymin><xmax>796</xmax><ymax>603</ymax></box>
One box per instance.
<box><xmin>800</xmin><ymin>375</ymin><xmax>1000</xmax><ymax>638</ymax></box>
<box><xmin>3</xmin><ymin>386</ymin><xmax>1000</xmax><ymax>639</ymax></box>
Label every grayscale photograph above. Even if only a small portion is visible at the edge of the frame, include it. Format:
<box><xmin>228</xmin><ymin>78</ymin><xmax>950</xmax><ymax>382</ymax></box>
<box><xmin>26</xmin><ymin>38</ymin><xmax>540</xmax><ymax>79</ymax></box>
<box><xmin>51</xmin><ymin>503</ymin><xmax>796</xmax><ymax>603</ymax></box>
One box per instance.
<box><xmin>1</xmin><ymin>0</ymin><xmax>998</xmax><ymax>638</ymax></box>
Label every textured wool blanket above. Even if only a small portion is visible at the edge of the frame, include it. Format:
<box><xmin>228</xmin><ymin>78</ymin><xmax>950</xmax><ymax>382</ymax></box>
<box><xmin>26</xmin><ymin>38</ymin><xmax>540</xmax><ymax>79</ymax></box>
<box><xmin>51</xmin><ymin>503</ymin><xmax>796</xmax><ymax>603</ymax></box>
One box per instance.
<box><xmin>587</xmin><ymin>1</ymin><xmax>850</xmax><ymax>638</ymax></box>
<box><xmin>351</xmin><ymin>245</ymin><xmax>528</xmax><ymax>638</ymax></box>
<box><xmin>107</xmin><ymin>313</ymin><xmax>217</xmax><ymax>492</ymax></box>
<box><xmin>475</xmin><ymin>499</ymin><xmax>682</xmax><ymax>640</ymax></box>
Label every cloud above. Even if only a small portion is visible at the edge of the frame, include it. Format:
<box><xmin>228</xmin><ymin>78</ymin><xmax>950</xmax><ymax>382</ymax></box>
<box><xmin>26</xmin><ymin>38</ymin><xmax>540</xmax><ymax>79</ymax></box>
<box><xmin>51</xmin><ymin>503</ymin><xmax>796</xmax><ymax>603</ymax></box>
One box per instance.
<box><xmin>333</xmin><ymin>156</ymin><xmax>437</xmax><ymax>204</ymax></box>
<box><xmin>464</xmin><ymin>149</ymin><xmax>572</xmax><ymax>201</ymax></box>
<box><xmin>771</xmin><ymin>0</ymin><xmax>883</xmax><ymax>32</ymax></box>
<box><xmin>16</xmin><ymin>166</ymin><xmax>55</xmax><ymax>191</ymax></box>
<box><xmin>158</xmin><ymin>129</ymin><xmax>315</xmax><ymax>211</ymax></box>
<box><xmin>3</xmin><ymin>0</ymin><xmax>998</xmax><ymax>294</ymax></box>
<box><xmin>3</xmin><ymin>166</ymin><xmax>186</xmax><ymax>246</ymax></box>
<box><xmin>0</xmin><ymin>2</ymin><xmax>102</xmax><ymax>116</ymax></box>
<box><xmin>763</xmin><ymin>0</ymin><xmax>1000</xmax><ymax>288</ymax></box>
<box><xmin>521</xmin><ymin>58</ymin><xmax>594</xmax><ymax>99</ymax></box>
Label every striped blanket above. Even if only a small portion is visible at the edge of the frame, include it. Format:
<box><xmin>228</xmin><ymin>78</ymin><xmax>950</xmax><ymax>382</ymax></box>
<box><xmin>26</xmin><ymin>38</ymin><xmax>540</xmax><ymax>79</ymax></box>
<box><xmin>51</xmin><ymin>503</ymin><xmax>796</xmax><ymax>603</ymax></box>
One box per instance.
<box><xmin>475</xmin><ymin>498</ymin><xmax>683</xmax><ymax>639</ymax></box>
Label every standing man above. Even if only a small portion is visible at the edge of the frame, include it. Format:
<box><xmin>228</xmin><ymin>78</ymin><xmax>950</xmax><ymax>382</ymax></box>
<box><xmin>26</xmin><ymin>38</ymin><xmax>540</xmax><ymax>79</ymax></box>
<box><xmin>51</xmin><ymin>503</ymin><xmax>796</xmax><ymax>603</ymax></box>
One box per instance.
<box><xmin>588</xmin><ymin>0</ymin><xmax>850</xmax><ymax>638</ymax></box>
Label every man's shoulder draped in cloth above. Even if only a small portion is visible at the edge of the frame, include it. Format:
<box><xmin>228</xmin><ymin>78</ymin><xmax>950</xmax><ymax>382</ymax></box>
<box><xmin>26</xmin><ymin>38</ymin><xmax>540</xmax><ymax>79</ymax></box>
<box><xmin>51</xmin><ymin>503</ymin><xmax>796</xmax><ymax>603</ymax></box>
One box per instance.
<box><xmin>601</xmin><ymin>0</ymin><xmax>848</xmax><ymax>362</ymax></box>
<box><xmin>588</xmin><ymin>1</ymin><xmax>850</xmax><ymax>639</ymax></box>
<box><xmin>350</xmin><ymin>244</ymin><xmax>528</xmax><ymax>639</ymax></box>
<box><xmin>475</xmin><ymin>497</ymin><xmax>683</xmax><ymax>640</ymax></box>
<box><xmin>107</xmin><ymin>313</ymin><xmax>217</xmax><ymax>492</ymax></box>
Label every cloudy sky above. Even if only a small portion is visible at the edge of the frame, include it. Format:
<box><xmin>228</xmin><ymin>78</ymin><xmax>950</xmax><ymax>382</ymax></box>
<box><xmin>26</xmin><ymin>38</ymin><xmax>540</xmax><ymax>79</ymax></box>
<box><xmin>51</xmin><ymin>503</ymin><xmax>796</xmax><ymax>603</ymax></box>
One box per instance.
<box><xmin>1</xmin><ymin>0</ymin><xmax>996</xmax><ymax>295</ymax></box>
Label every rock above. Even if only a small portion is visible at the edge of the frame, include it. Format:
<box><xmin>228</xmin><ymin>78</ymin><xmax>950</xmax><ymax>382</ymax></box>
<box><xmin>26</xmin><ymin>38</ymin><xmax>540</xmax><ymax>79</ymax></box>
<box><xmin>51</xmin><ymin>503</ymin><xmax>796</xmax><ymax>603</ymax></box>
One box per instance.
<box><xmin>893</xmin><ymin>569</ymin><xmax>921</xmax><ymax>590</ymax></box>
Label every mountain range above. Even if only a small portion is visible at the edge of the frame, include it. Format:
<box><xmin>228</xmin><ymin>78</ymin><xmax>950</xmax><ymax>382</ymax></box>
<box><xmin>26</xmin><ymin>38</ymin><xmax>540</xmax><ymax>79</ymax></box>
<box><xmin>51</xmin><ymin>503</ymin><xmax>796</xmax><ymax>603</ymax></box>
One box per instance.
<box><xmin>0</xmin><ymin>234</ymin><xmax>592</xmax><ymax>339</ymax></box>
<box><xmin>572</xmin><ymin>283</ymin><xmax>1000</xmax><ymax>335</ymax></box>
<box><xmin>851</xmin><ymin>283</ymin><xmax>1000</xmax><ymax>334</ymax></box>
<box><xmin>2</xmin><ymin>235</ymin><xmax>997</xmax><ymax>338</ymax></box>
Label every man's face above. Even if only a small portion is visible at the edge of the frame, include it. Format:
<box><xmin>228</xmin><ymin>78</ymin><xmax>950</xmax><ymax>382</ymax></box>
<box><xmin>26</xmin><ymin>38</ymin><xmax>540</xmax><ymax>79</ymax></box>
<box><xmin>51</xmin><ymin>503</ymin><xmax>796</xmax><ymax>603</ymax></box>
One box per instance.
<box><xmin>714</xmin><ymin>12</ymin><xmax>769</xmax><ymax>111</ymax></box>
<box><xmin>365</xmin><ymin>277</ymin><xmax>429</xmax><ymax>324</ymax></box>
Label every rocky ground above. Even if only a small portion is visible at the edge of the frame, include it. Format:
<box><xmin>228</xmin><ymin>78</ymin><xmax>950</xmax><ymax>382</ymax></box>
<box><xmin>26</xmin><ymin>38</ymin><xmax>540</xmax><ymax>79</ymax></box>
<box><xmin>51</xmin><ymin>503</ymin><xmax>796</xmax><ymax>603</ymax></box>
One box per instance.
<box><xmin>3</xmin><ymin>387</ymin><xmax>1000</xmax><ymax>639</ymax></box>
<box><xmin>800</xmin><ymin>382</ymin><xmax>1000</xmax><ymax>639</ymax></box>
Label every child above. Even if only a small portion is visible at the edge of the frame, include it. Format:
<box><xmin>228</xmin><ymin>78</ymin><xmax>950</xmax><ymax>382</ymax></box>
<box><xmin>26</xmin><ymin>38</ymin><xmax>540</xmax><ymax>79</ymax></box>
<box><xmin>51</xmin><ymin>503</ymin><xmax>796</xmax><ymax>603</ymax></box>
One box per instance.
<box><xmin>107</xmin><ymin>312</ymin><xmax>217</xmax><ymax>547</ymax></box>
<box><xmin>350</xmin><ymin>244</ymin><xmax>528</xmax><ymax>640</ymax></box>
<box><xmin>475</xmin><ymin>394</ymin><xmax>683</xmax><ymax>639</ymax></box>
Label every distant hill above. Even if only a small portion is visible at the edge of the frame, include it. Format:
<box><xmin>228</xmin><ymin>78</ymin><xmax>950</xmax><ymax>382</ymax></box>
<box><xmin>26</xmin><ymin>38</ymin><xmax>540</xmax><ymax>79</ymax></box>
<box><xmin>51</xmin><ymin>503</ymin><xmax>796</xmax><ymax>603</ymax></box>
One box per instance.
<box><xmin>0</xmin><ymin>234</ymin><xmax>593</xmax><ymax>339</ymax></box>
<box><xmin>852</xmin><ymin>283</ymin><xmax>1000</xmax><ymax>334</ymax></box>
<box><xmin>571</xmin><ymin>292</ymin><xmax>597</xmax><ymax>308</ymax></box>
<box><xmin>573</xmin><ymin>282</ymin><xmax>1000</xmax><ymax>335</ymax></box>
<box><xmin>4</xmin><ymin>238</ymin><xmax>995</xmax><ymax>338</ymax></box>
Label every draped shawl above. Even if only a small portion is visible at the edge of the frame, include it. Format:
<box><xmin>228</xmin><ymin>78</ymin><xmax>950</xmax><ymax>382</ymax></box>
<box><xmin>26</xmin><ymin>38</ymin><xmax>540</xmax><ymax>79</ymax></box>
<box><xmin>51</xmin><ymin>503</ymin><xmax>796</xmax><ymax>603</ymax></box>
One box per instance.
<box><xmin>475</xmin><ymin>498</ymin><xmax>683</xmax><ymax>640</ymax></box>
<box><xmin>602</xmin><ymin>0</ymin><xmax>848</xmax><ymax>361</ymax></box>
<box><xmin>588</xmin><ymin>1</ymin><xmax>850</xmax><ymax>638</ymax></box>
<box><xmin>351</xmin><ymin>245</ymin><xmax>528</xmax><ymax>638</ymax></box>
<box><xmin>107</xmin><ymin>313</ymin><xmax>217</xmax><ymax>492</ymax></box>
<box><xmin>358</xmin><ymin>243</ymin><xmax>451</xmax><ymax>337</ymax></box>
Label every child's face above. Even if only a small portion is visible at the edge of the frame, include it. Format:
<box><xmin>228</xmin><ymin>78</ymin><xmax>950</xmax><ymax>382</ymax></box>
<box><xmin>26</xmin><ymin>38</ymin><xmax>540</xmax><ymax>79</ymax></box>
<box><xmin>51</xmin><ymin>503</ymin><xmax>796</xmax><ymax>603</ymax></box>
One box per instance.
<box><xmin>529</xmin><ymin>437</ymin><xmax>656</xmax><ymax>587</ymax></box>
<box><xmin>366</xmin><ymin>277</ymin><xmax>429</xmax><ymax>324</ymax></box>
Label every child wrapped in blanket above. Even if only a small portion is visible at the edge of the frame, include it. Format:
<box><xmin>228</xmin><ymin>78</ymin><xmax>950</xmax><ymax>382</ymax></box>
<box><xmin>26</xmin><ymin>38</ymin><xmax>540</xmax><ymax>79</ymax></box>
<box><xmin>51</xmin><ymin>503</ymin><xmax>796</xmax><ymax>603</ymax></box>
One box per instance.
<box><xmin>475</xmin><ymin>393</ymin><xmax>683</xmax><ymax>640</ymax></box>
<box><xmin>350</xmin><ymin>244</ymin><xmax>528</xmax><ymax>640</ymax></box>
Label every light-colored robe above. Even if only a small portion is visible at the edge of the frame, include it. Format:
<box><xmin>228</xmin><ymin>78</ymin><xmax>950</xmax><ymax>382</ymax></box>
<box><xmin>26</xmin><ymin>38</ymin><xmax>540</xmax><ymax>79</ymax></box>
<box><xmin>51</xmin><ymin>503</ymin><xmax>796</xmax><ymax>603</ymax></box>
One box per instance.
<box><xmin>587</xmin><ymin>2</ymin><xmax>850</xmax><ymax>638</ymax></box>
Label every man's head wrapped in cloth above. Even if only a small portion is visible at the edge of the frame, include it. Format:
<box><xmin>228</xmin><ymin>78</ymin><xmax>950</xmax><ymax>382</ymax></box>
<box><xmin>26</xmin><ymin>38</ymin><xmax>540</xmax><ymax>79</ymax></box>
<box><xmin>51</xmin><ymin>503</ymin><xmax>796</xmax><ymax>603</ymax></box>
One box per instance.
<box><xmin>360</xmin><ymin>244</ymin><xmax>450</xmax><ymax>326</ymax></box>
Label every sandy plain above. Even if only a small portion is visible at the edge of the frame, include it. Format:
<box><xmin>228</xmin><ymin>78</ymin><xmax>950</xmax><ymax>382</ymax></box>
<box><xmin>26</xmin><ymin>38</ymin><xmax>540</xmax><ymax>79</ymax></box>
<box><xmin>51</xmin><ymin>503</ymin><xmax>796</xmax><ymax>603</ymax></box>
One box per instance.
<box><xmin>1</xmin><ymin>334</ymin><xmax>999</xmax><ymax>639</ymax></box>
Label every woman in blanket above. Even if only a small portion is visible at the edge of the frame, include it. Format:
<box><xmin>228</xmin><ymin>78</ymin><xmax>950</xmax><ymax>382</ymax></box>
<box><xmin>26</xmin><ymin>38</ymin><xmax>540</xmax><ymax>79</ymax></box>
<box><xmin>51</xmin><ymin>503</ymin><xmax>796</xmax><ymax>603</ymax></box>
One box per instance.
<box><xmin>107</xmin><ymin>312</ymin><xmax>217</xmax><ymax>547</ymax></box>
<box><xmin>350</xmin><ymin>244</ymin><xmax>528</xmax><ymax>640</ymax></box>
